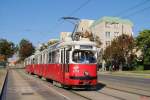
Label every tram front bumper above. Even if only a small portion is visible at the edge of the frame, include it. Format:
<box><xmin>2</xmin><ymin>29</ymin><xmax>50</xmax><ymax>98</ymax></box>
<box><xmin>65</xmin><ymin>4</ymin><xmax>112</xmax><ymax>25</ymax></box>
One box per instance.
<box><xmin>69</xmin><ymin>76</ymin><xmax>97</xmax><ymax>86</ymax></box>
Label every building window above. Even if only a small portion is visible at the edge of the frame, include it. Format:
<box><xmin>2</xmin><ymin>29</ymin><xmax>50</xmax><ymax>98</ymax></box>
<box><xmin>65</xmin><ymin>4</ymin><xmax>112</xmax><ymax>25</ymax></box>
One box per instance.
<box><xmin>105</xmin><ymin>22</ymin><xmax>111</xmax><ymax>28</ymax></box>
<box><xmin>105</xmin><ymin>32</ymin><xmax>110</xmax><ymax>39</ymax></box>
<box><xmin>114</xmin><ymin>23</ymin><xmax>119</xmax><ymax>28</ymax></box>
<box><xmin>82</xmin><ymin>27</ymin><xmax>83</xmax><ymax>31</ymax></box>
<box><xmin>106</xmin><ymin>41</ymin><xmax>111</xmax><ymax>47</ymax></box>
<box><xmin>114</xmin><ymin>32</ymin><xmax>119</xmax><ymax>37</ymax></box>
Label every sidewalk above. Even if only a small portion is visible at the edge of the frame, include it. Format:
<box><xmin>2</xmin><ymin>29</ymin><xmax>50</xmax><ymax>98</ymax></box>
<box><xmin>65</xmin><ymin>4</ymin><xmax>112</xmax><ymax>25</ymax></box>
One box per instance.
<box><xmin>98</xmin><ymin>70</ymin><xmax>150</xmax><ymax>79</ymax></box>
<box><xmin>0</xmin><ymin>68</ymin><xmax>7</xmax><ymax>95</ymax></box>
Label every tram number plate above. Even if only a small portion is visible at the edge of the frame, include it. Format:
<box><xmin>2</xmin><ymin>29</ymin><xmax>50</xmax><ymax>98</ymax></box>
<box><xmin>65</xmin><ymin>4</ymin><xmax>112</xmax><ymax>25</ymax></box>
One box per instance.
<box><xmin>84</xmin><ymin>81</ymin><xmax>90</xmax><ymax>85</ymax></box>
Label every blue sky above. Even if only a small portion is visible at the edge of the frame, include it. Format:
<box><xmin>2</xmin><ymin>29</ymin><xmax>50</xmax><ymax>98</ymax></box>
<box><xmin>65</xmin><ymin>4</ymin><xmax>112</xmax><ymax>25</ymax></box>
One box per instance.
<box><xmin>0</xmin><ymin>0</ymin><xmax>150</xmax><ymax>46</ymax></box>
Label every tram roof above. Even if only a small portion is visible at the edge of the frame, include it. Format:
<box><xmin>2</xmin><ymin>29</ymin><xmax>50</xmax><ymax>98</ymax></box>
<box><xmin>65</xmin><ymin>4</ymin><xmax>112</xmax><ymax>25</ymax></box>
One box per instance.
<box><xmin>25</xmin><ymin>55</ymin><xmax>35</xmax><ymax>60</ymax></box>
<box><xmin>61</xmin><ymin>40</ymin><xmax>96</xmax><ymax>46</ymax></box>
<box><xmin>25</xmin><ymin>40</ymin><xmax>96</xmax><ymax>60</ymax></box>
<box><xmin>48</xmin><ymin>40</ymin><xmax>96</xmax><ymax>49</ymax></box>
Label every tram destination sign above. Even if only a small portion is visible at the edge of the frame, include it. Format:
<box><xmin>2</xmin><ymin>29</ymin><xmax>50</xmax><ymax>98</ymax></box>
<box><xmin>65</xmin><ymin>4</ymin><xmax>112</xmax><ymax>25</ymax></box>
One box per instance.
<box><xmin>80</xmin><ymin>45</ymin><xmax>93</xmax><ymax>49</ymax></box>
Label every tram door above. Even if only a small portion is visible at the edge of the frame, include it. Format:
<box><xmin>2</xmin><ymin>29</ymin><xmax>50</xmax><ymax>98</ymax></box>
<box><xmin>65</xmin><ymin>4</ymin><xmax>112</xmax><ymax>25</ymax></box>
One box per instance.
<box><xmin>61</xmin><ymin>48</ymin><xmax>70</xmax><ymax>84</ymax></box>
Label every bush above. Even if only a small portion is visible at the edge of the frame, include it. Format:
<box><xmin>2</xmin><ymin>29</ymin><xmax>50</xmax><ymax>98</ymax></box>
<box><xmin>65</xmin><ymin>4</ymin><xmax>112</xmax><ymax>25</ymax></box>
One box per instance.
<box><xmin>0</xmin><ymin>61</ymin><xmax>6</xmax><ymax>67</ymax></box>
<box><xmin>144</xmin><ymin>64</ymin><xmax>150</xmax><ymax>70</ymax></box>
<box><xmin>135</xmin><ymin>65</ymin><xmax>144</xmax><ymax>71</ymax></box>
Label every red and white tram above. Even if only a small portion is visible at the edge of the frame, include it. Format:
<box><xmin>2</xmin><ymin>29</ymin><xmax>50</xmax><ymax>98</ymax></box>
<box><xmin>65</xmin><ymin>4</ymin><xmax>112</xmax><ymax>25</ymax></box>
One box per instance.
<box><xmin>24</xmin><ymin>40</ymin><xmax>97</xmax><ymax>88</ymax></box>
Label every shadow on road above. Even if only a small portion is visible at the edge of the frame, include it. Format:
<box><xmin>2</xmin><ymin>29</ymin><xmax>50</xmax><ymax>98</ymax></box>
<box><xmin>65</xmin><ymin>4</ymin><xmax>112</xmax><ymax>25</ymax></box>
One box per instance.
<box><xmin>95</xmin><ymin>82</ymin><xmax>106</xmax><ymax>91</ymax></box>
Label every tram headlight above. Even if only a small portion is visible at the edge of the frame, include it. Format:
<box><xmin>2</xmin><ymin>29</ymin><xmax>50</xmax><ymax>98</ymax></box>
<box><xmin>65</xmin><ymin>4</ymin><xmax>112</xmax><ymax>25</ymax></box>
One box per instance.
<box><xmin>73</xmin><ymin>66</ymin><xmax>79</xmax><ymax>73</ymax></box>
<box><xmin>84</xmin><ymin>71</ymin><xmax>89</xmax><ymax>76</ymax></box>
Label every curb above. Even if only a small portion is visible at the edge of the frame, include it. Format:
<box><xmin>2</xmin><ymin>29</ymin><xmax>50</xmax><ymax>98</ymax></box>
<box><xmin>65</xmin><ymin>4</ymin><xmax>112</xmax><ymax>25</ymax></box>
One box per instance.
<box><xmin>0</xmin><ymin>69</ymin><xmax>8</xmax><ymax>100</ymax></box>
<box><xmin>98</xmin><ymin>71</ymin><xmax>150</xmax><ymax>79</ymax></box>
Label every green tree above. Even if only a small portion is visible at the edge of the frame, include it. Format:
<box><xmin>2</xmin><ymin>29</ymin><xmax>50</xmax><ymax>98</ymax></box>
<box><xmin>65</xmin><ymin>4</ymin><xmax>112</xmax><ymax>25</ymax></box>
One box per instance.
<box><xmin>39</xmin><ymin>39</ymin><xmax>59</xmax><ymax>51</ymax></box>
<box><xmin>103</xmin><ymin>34</ymin><xmax>135</xmax><ymax>70</ymax></box>
<box><xmin>136</xmin><ymin>30</ymin><xmax>150</xmax><ymax>67</ymax></box>
<box><xmin>0</xmin><ymin>39</ymin><xmax>16</xmax><ymax>61</ymax></box>
<box><xmin>47</xmin><ymin>39</ymin><xmax>59</xmax><ymax>46</ymax></box>
<box><xmin>19</xmin><ymin>39</ymin><xmax>35</xmax><ymax>61</ymax></box>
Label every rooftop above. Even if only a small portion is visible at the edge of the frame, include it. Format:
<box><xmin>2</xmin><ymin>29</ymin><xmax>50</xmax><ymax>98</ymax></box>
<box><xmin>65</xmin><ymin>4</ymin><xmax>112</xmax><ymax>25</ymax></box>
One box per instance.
<box><xmin>90</xmin><ymin>16</ymin><xmax>133</xmax><ymax>28</ymax></box>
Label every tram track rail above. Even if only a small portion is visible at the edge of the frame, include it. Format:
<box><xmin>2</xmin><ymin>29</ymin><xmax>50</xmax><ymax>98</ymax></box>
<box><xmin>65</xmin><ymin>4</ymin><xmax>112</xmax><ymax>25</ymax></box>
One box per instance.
<box><xmin>96</xmin><ymin>91</ymin><xmax>125</xmax><ymax>100</ymax></box>
<box><xmin>69</xmin><ymin>81</ymin><xmax>150</xmax><ymax>100</ymax></box>
<box><xmin>104</xmin><ymin>86</ymin><xmax>150</xmax><ymax>98</ymax></box>
<box><xmin>69</xmin><ymin>90</ymin><xmax>92</xmax><ymax>100</ymax></box>
<box><xmin>101</xmin><ymin>80</ymin><xmax>150</xmax><ymax>93</ymax></box>
<box><xmin>99</xmin><ymin>75</ymin><xmax>150</xmax><ymax>92</ymax></box>
<box><xmin>70</xmin><ymin>89</ymin><xmax>126</xmax><ymax>100</ymax></box>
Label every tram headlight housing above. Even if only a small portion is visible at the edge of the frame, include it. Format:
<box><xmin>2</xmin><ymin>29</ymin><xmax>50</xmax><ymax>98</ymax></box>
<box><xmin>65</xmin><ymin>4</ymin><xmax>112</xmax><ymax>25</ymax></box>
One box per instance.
<box><xmin>84</xmin><ymin>71</ymin><xmax>89</xmax><ymax>76</ymax></box>
<box><xmin>73</xmin><ymin>66</ymin><xmax>79</xmax><ymax>73</ymax></box>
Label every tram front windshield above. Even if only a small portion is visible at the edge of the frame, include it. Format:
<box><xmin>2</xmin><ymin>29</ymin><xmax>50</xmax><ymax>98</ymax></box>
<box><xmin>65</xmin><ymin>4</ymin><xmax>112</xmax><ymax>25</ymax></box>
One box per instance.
<box><xmin>72</xmin><ymin>50</ymin><xmax>96</xmax><ymax>64</ymax></box>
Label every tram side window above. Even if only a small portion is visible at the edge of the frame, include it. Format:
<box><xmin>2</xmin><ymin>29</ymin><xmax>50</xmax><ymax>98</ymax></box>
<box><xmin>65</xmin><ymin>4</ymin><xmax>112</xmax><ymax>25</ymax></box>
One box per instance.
<box><xmin>49</xmin><ymin>52</ymin><xmax>52</xmax><ymax>63</ymax></box>
<box><xmin>57</xmin><ymin>50</ymin><xmax>60</xmax><ymax>63</ymax></box>
<box><xmin>27</xmin><ymin>59</ymin><xmax>28</xmax><ymax>65</ymax></box>
<box><xmin>33</xmin><ymin>58</ymin><xmax>35</xmax><ymax>64</ymax></box>
<box><xmin>24</xmin><ymin>60</ymin><xmax>26</xmax><ymax>66</ymax></box>
<box><xmin>35</xmin><ymin>57</ymin><xmax>37</xmax><ymax>64</ymax></box>
<box><xmin>26</xmin><ymin>59</ymin><xmax>27</xmax><ymax>65</ymax></box>
<box><xmin>38</xmin><ymin>55</ymin><xmax>41</xmax><ymax>64</ymax></box>
<box><xmin>66</xmin><ymin>50</ymin><xmax>69</xmax><ymax>72</ymax></box>
<box><xmin>40</xmin><ymin>55</ymin><xmax>42</xmax><ymax>64</ymax></box>
<box><xmin>52</xmin><ymin>51</ymin><xmax>55</xmax><ymax>63</ymax></box>
<box><xmin>46</xmin><ymin>52</ymin><xmax>48</xmax><ymax>64</ymax></box>
<box><xmin>37</xmin><ymin>56</ymin><xmax>39</xmax><ymax>64</ymax></box>
<box><xmin>43</xmin><ymin>53</ymin><xmax>46</xmax><ymax>64</ymax></box>
<box><xmin>61</xmin><ymin>50</ymin><xmax>63</xmax><ymax>63</ymax></box>
<box><xmin>28</xmin><ymin>59</ymin><xmax>29</xmax><ymax>65</ymax></box>
<box><xmin>25</xmin><ymin>60</ymin><xmax>27</xmax><ymax>66</ymax></box>
<box><xmin>52</xmin><ymin>50</ymin><xmax>59</xmax><ymax>63</ymax></box>
<box><xmin>28</xmin><ymin>59</ymin><xmax>30</xmax><ymax>65</ymax></box>
<box><xmin>42</xmin><ymin>54</ymin><xmax>44</xmax><ymax>64</ymax></box>
<box><xmin>31</xmin><ymin>58</ymin><xmax>33</xmax><ymax>64</ymax></box>
<box><xmin>66</xmin><ymin>50</ymin><xmax>69</xmax><ymax>63</ymax></box>
<box><xmin>28</xmin><ymin>58</ymin><xmax>31</xmax><ymax>65</ymax></box>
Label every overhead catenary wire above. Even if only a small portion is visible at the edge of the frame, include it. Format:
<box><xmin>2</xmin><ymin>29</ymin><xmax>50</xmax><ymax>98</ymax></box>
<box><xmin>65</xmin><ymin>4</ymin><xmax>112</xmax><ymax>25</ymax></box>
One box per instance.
<box><xmin>51</xmin><ymin>0</ymin><xmax>150</xmax><ymax>35</ymax></box>
<box><xmin>115</xmin><ymin>0</ymin><xmax>150</xmax><ymax>17</ymax></box>
<box><xmin>49</xmin><ymin>0</ymin><xmax>92</xmax><ymax>34</ymax></box>
<box><xmin>122</xmin><ymin>5</ymin><xmax>150</xmax><ymax>18</ymax></box>
<box><xmin>68</xmin><ymin>0</ymin><xmax>92</xmax><ymax>16</ymax></box>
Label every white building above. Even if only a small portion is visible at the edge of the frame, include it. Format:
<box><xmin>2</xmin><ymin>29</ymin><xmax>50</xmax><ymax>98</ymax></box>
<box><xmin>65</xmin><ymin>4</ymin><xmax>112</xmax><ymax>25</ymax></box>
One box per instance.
<box><xmin>60</xmin><ymin>17</ymin><xmax>133</xmax><ymax>50</ymax></box>
<box><xmin>76</xmin><ymin>19</ymin><xmax>95</xmax><ymax>33</ymax></box>
<box><xmin>90</xmin><ymin>16</ymin><xmax>133</xmax><ymax>49</ymax></box>
<box><xmin>60</xmin><ymin>32</ymin><xmax>72</xmax><ymax>41</ymax></box>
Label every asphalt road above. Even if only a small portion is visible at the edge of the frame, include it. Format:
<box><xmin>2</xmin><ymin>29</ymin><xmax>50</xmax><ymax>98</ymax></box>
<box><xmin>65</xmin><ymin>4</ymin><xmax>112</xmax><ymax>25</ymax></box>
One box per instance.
<box><xmin>98</xmin><ymin>74</ymin><xmax>150</xmax><ymax>92</ymax></box>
